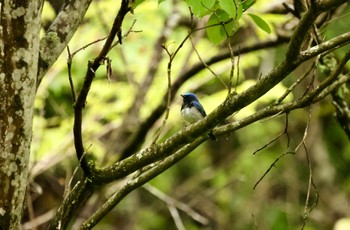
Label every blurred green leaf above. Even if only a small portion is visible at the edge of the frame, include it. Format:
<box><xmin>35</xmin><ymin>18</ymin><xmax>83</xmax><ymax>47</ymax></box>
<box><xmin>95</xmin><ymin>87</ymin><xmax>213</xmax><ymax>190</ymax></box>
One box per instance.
<box><xmin>248</xmin><ymin>13</ymin><xmax>271</xmax><ymax>34</ymax></box>
<box><xmin>185</xmin><ymin>0</ymin><xmax>216</xmax><ymax>17</ymax></box>
<box><xmin>219</xmin><ymin>0</ymin><xmax>236</xmax><ymax>18</ymax></box>
<box><xmin>242</xmin><ymin>0</ymin><xmax>256</xmax><ymax>11</ymax></box>
<box><xmin>219</xmin><ymin>0</ymin><xmax>243</xmax><ymax>19</ymax></box>
<box><xmin>133</xmin><ymin>0</ymin><xmax>146</xmax><ymax>8</ymax></box>
<box><xmin>206</xmin><ymin>10</ymin><xmax>237</xmax><ymax>44</ymax></box>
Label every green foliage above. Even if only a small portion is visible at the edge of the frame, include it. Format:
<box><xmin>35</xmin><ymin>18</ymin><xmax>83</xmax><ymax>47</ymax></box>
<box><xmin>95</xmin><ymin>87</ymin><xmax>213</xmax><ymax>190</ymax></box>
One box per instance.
<box><xmin>181</xmin><ymin>0</ymin><xmax>247</xmax><ymax>44</ymax></box>
<box><xmin>242</xmin><ymin>0</ymin><xmax>256</xmax><ymax>10</ymax></box>
<box><xmin>206</xmin><ymin>10</ymin><xmax>238</xmax><ymax>44</ymax></box>
<box><xmin>247</xmin><ymin>13</ymin><xmax>271</xmax><ymax>34</ymax></box>
<box><xmin>182</xmin><ymin>0</ymin><xmax>270</xmax><ymax>43</ymax></box>
<box><xmin>219</xmin><ymin>0</ymin><xmax>239</xmax><ymax>17</ymax></box>
<box><xmin>184</xmin><ymin>0</ymin><xmax>216</xmax><ymax>17</ymax></box>
<box><xmin>132</xmin><ymin>0</ymin><xmax>147</xmax><ymax>8</ymax></box>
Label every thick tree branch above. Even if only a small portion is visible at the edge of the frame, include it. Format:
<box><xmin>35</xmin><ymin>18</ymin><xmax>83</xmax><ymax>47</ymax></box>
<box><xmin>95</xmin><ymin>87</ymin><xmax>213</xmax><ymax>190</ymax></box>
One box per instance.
<box><xmin>81</xmin><ymin>137</ymin><xmax>205</xmax><ymax>228</ymax></box>
<box><xmin>300</xmin><ymin>31</ymin><xmax>350</xmax><ymax>61</ymax></box>
<box><xmin>47</xmin><ymin>178</ymin><xmax>94</xmax><ymax>230</ymax></box>
<box><xmin>217</xmin><ymin>77</ymin><xmax>350</xmax><ymax>139</ymax></box>
<box><xmin>37</xmin><ymin>0</ymin><xmax>93</xmax><ymax>87</ymax></box>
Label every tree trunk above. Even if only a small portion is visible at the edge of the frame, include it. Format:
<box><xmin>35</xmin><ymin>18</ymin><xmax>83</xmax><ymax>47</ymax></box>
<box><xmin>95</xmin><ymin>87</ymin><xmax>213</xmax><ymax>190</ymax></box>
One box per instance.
<box><xmin>0</xmin><ymin>1</ymin><xmax>43</xmax><ymax>229</ymax></box>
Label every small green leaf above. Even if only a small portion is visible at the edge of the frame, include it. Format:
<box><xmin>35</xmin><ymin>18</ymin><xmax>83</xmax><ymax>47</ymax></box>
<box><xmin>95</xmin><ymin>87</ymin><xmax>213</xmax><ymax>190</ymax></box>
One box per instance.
<box><xmin>185</xmin><ymin>0</ymin><xmax>216</xmax><ymax>17</ymax></box>
<box><xmin>219</xmin><ymin>0</ymin><xmax>243</xmax><ymax>19</ymax></box>
<box><xmin>248</xmin><ymin>13</ymin><xmax>271</xmax><ymax>34</ymax></box>
<box><xmin>219</xmin><ymin>0</ymin><xmax>235</xmax><ymax>18</ymax></box>
<box><xmin>132</xmin><ymin>0</ymin><xmax>146</xmax><ymax>8</ymax></box>
<box><xmin>242</xmin><ymin>0</ymin><xmax>256</xmax><ymax>11</ymax></box>
<box><xmin>206</xmin><ymin>10</ymin><xmax>237</xmax><ymax>44</ymax></box>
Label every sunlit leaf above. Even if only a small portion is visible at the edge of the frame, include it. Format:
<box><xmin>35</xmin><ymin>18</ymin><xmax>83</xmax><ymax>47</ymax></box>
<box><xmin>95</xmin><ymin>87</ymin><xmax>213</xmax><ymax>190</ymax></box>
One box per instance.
<box><xmin>248</xmin><ymin>13</ymin><xmax>271</xmax><ymax>34</ymax></box>
<box><xmin>219</xmin><ymin>0</ymin><xmax>243</xmax><ymax>19</ymax></box>
<box><xmin>219</xmin><ymin>0</ymin><xmax>236</xmax><ymax>17</ymax></box>
<box><xmin>242</xmin><ymin>0</ymin><xmax>256</xmax><ymax>11</ymax></box>
<box><xmin>133</xmin><ymin>0</ymin><xmax>146</xmax><ymax>8</ymax></box>
<box><xmin>206</xmin><ymin>10</ymin><xmax>237</xmax><ymax>44</ymax></box>
<box><xmin>185</xmin><ymin>0</ymin><xmax>216</xmax><ymax>17</ymax></box>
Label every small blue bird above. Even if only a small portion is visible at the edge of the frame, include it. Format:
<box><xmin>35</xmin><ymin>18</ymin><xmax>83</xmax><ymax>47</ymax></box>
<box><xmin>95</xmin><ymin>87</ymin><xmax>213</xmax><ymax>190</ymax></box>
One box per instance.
<box><xmin>181</xmin><ymin>93</ymin><xmax>216</xmax><ymax>140</ymax></box>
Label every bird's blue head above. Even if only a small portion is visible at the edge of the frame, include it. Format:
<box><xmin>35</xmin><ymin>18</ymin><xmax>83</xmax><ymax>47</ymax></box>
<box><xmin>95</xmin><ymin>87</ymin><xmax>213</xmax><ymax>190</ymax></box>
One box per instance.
<box><xmin>181</xmin><ymin>93</ymin><xmax>199</xmax><ymax>104</ymax></box>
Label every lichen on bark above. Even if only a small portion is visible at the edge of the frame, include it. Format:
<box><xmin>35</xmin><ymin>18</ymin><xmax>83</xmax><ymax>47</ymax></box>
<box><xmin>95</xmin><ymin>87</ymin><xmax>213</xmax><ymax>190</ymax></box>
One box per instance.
<box><xmin>0</xmin><ymin>1</ymin><xmax>43</xmax><ymax>229</ymax></box>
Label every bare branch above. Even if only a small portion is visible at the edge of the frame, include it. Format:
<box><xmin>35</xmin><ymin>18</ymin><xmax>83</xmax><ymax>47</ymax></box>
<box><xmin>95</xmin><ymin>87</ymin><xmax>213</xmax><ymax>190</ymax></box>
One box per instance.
<box><xmin>168</xmin><ymin>205</ymin><xmax>186</xmax><ymax>230</ymax></box>
<box><xmin>253</xmin><ymin>113</ymin><xmax>290</xmax><ymax>155</ymax></box>
<box><xmin>253</xmin><ymin>151</ymin><xmax>294</xmax><ymax>190</ymax></box>
<box><xmin>300</xmin><ymin>31</ymin><xmax>350</xmax><ymax>62</ymax></box>
<box><xmin>72</xmin><ymin>0</ymin><xmax>131</xmax><ymax>176</ymax></box>
<box><xmin>294</xmin><ymin>106</ymin><xmax>319</xmax><ymax>229</ymax></box>
<box><xmin>190</xmin><ymin>36</ymin><xmax>228</xmax><ymax>89</ymax></box>
<box><xmin>151</xmin><ymin>44</ymin><xmax>173</xmax><ymax>144</ymax></box>
<box><xmin>143</xmin><ymin>184</ymin><xmax>209</xmax><ymax>226</ymax></box>
<box><xmin>66</xmin><ymin>46</ymin><xmax>76</xmax><ymax>102</ymax></box>
<box><xmin>22</xmin><ymin>209</ymin><xmax>55</xmax><ymax>230</ymax></box>
<box><xmin>274</xmin><ymin>63</ymin><xmax>316</xmax><ymax>105</ymax></box>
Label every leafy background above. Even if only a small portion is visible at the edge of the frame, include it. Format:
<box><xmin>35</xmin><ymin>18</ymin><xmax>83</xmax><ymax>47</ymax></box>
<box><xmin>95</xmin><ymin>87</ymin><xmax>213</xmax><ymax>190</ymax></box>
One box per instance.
<box><xmin>27</xmin><ymin>0</ymin><xmax>350</xmax><ymax>229</ymax></box>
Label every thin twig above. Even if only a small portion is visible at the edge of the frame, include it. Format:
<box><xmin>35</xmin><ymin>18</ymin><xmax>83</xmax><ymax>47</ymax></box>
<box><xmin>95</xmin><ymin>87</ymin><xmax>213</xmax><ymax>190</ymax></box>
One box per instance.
<box><xmin>234</xmin><ymin>47</ymin><xmax>240</xmax><ymax>94</ymax></box>
<box><xmin>253</xmin><ymin>151</ymin><xmax>294</xmax><ymax>190</ymax></box>
<box><xmin>189</xmin><ymin>36</ymin><xmax>228</xmax><ymax>89</ymax></box>
<box><xmin>143</xmin><ymin>184</ymin><xmax>209</xmax><ymax>225</ymax></box>
<box><xmin>64</xmin><ymin>149</ymin><xmax>89</xmax><ymax>199</ymax></box>
<box><xmin>22</xmin><ymin>209</ymin><xmax>56</xmax><ymax>230</ymax></box>
<box><xmin>300</xmin><ymin>66</ymin><xmax>316</xmax><ymax>98</ymax></box>
<box><xmin>151</xmin><ymin>43</ymin><xmax>173</xmax><ymax>143</ymax></box>
<box><xmin>67</xmin><ymin>46</ymin><xmax>76</xmax><ymax>102</ymax></box>
<box><xmin>300</xmin><ymin>106</ymin><xmax>319</xmax><ymax>229</ymax></box>
<box><xmin>168</xmin><ymin>205</ymin><xmax>186</xmax><ymax>230</ymax></box>
<box><xmin>274</xmin><ymin>62</ymin><xmax>316</xmax><ymax>105</ymax></box>
<box><xmin>71</xmin><ymin>37</ymin><xmax>107</xmax><ymax>57</ymax></box>
<box><xmin>26</xmin><ymin>192</ymin><xmax>37</xmax><ymax>230</ymax></box>
<box><xmin>253</xmin><ymin>113</ymin><xmax>290</xmax><ymax>155</ymax></box>
<box><xmin>121</xmin><ymin>8</ymin><xmax>180</xmax><ymax>151</ymax></box>
<box><xmin>110</xmin><ymin>19</ymin><xmax>140</xmax><ymax>49</ymax></box>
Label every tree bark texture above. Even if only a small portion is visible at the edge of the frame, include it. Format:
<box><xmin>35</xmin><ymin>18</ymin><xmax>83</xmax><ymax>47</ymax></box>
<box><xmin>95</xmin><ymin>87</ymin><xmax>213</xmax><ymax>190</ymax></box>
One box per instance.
<box><xmin>0</xmin><ymin>1</ymin><xmax>43</xmax><ymax>229</ymax></box>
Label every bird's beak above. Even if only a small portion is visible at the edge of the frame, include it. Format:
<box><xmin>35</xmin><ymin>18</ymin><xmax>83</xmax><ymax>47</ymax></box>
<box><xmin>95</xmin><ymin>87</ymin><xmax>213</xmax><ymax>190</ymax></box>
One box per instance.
<box><xmin>181</xmin><ymin>94</ymin><xmax>184</xmax><ymax>98</ymax></box>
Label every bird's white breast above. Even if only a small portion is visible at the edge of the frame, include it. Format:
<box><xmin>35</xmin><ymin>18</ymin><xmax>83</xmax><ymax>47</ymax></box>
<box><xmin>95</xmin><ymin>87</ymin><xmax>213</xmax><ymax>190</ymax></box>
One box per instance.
<box><xmin>181</xmin><ymin>107</ymin><xmax>204</xmax><ymax>124</ymax></box>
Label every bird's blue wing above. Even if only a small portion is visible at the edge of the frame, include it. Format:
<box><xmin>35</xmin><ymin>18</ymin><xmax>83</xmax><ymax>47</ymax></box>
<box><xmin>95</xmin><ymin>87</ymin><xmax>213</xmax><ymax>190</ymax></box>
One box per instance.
<box><xmin>191</xmin><ymin>101</ymin><xmax>207</xmax><ymax>117</ymax></box>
